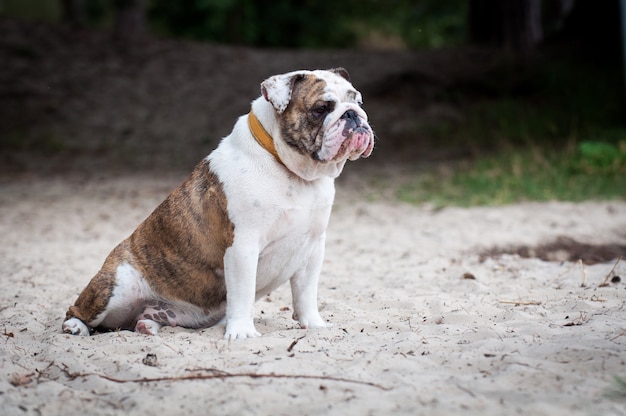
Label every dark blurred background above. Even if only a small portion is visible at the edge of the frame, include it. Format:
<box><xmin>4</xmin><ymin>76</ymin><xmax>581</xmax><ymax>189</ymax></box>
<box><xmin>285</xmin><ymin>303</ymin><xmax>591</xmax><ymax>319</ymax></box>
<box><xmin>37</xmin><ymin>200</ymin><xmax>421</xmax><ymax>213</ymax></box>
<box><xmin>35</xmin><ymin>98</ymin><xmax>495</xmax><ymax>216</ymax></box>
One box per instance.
<box><xmin>0</xmin><ymin>0</ymin><xmax>624</xmax><ymax>180</ymax></box>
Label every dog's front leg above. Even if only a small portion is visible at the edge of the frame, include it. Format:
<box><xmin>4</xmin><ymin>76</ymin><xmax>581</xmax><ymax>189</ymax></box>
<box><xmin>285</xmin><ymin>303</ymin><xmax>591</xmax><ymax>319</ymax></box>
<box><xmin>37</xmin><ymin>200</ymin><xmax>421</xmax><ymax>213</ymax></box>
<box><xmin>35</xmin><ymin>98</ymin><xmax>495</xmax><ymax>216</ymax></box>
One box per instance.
<box><xmin>290</xmin><ymin>237</ymin><xmax>330</xmax><ymax>329</ymax></box>
<box><xmin>223</xmin><ymin>238</ymin><xmax>261</xmax><ymax>340</ymax></box>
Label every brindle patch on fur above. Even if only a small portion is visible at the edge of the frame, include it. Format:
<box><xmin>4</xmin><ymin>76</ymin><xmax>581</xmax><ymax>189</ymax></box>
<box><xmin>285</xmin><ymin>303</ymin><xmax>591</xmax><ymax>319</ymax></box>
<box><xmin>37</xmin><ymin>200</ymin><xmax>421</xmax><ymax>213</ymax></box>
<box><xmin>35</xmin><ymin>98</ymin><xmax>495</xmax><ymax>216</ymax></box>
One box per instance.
<box><xmin>128</xmin><ymin>159</ymin><xmax>234</xmax><ymax>309</ymax></box>
<box><xmin>64</xmin><ymin>159</ymin><xmax>234</xmax><ymax>330</ymax></box>
<box><xmin>65</xmin><ymin>243</ymin><xmax>130</xmax><ymax>323</ymax></box>
<box><xmin>140</xmin><ymin>300</ymin><xmax>178</xmax><ymax>325</ymax></box>
<box><xmin>279</xmin><ymin>75</ymin><xmax>329</xmax><ymax>157</ymax></box>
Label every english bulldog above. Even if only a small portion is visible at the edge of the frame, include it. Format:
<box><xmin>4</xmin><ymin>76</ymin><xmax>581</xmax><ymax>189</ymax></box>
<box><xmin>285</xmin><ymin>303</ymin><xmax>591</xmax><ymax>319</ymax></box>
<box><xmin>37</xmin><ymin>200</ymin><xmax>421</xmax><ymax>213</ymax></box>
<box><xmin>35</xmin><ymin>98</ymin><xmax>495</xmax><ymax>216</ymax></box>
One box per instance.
<box><xmin>62</xmin><ymin>68</ymin><xmax>374</xmax><ymax>339</ymax></box>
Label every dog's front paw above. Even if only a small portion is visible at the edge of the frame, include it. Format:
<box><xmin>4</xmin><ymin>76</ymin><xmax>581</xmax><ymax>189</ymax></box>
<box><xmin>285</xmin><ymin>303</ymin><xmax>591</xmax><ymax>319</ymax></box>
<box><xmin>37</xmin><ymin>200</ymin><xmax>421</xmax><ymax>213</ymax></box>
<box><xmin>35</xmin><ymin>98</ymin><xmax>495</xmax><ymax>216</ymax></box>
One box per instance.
<box><xmin>224</xmin><ymin>319</ymin><xmax>261</xmax><ymax>340</ymax></box>
<box><xmin>294</xmin><ymin>312</ymin><xmax>332</xmax><ymax>330</ymax></box>
<box><xmin>62</xmin><ymin>317</ymin><xmax>90</xmax><ymax>336</ymax></box>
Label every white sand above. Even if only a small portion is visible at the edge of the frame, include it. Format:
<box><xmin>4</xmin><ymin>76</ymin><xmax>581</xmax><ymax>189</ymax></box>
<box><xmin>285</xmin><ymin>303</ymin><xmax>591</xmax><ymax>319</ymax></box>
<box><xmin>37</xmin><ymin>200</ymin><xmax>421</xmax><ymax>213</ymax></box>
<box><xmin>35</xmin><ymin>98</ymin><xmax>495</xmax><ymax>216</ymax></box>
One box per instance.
<box><xmin>1</xmin><ymin>175</ymin><xmax>625</xmax><ymax>415</ymax></box>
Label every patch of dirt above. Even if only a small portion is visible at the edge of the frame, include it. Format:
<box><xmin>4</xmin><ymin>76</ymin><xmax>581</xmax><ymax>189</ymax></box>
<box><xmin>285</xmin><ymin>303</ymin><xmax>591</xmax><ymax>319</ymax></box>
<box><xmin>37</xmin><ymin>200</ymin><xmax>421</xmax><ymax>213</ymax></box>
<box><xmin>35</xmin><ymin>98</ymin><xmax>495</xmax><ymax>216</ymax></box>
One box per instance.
<box><xmin>483</xmin><ymin>236</ymin><xmax>626</xmax><ymax>264</ymax></box>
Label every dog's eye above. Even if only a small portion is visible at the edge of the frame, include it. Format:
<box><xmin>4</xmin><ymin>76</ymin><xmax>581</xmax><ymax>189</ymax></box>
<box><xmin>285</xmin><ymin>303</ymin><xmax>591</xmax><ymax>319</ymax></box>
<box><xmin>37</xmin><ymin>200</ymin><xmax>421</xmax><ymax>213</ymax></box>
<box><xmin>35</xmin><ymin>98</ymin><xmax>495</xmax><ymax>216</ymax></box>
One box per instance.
<box><xmin>312</xmin><ymin>105</ymin><xmax>329</xmax><ymax>118</ymax></box>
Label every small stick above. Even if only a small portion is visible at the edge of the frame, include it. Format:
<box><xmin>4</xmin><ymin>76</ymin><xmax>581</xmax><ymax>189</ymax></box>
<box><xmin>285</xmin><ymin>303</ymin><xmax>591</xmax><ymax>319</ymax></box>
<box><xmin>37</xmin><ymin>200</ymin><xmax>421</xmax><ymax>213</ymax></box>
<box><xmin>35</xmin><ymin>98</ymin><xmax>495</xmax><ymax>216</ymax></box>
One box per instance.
<box><xmin>599</xmin><ymin>256</ymin><xmax>622</xmax><ymax>287</ymax></box>
<box><xmin>579</xmin><ymin>259</ymin><xmax>587</xmax><ymax>288</ymax></box>
<box><xmin>55</xmin><ymin>364</ymin><xmax>391</xmax><ymax>391</ymax></box>
<box><xmin>287</xmin><ymin>334</ymin><xmax>306</xmax><ymax>352</ymax></box>
<box><xmin>563</xmin><ymin>311</ymin><xmax>589</xmax><ymax>327</ymax></box>
<box><xmin>498</xmin><ymin>300</ymin><xmax>541</xmax><ymax>305</ymax></box>
<box><xmin>455</xmin><ymin>383</ymin><xmax>476</xmax><ymax>398</ymax></box>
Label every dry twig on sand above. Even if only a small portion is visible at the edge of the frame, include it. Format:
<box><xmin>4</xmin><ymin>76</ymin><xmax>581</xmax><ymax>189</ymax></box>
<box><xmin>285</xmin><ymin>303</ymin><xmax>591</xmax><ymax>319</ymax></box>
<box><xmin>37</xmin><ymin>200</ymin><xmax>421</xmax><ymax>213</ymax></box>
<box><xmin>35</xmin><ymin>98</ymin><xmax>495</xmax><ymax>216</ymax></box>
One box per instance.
<box><xmin>497</xmin><ymin>299</ymin><xmax>541</xmax><ymax>306</ymax></box>
<box><xmin>599</xmin><ymin>257</ymin><xmax>622</xmax><ymax>288</ymax></box>
<box><xmin>579</xmin><ymin>259</ymin><xmax>587</xmax><ymax>287</ymax></box>
<box><xmin>563</xmin><ymin>312</ymin><xmax>589</xmax><ymax>327</ymax></box>
<box><xmin>53</xmin><ymin>363</ymin><xmax>391</xmax><ymax>391</ymax></box>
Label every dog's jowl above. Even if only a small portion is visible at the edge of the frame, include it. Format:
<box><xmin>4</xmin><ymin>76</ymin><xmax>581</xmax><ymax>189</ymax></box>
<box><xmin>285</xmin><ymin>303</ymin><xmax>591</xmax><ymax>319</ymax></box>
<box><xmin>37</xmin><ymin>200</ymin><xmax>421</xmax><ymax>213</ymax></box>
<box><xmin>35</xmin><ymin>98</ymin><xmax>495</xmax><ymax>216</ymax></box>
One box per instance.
<box><xmin>63</xmin><ymin>68</ymin><xmax>375</xmax><ymax>340</ymax></box>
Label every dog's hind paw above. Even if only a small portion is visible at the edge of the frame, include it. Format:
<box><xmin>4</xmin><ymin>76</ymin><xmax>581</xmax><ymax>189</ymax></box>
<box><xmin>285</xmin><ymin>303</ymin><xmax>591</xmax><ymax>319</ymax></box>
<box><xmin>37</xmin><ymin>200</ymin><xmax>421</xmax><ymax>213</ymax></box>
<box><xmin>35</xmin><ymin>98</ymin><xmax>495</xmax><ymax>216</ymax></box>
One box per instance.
<box><xmin>135</xmin><ymin>319</ymin><xmax>162</xmax><ymax>336</ymax></box>
<box><xmin>62</xmin><ymin>318</ymin><xmax>90</xmax><ymax>336</ymax></box>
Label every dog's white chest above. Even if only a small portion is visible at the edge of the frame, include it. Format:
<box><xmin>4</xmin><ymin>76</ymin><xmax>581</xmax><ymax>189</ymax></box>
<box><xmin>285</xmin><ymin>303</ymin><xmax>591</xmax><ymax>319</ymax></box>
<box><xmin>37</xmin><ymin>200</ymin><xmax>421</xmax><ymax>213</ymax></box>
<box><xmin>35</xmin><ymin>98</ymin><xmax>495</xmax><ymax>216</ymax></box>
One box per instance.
<box><xmin>209</xmin><ymin>138</ymin><xmax>335</xmax><ymax>299</ymax></box>
<box><xmin>255</xmin><ymin>190</ymin><xmax>332</xmax><ymax>296</ymax></box>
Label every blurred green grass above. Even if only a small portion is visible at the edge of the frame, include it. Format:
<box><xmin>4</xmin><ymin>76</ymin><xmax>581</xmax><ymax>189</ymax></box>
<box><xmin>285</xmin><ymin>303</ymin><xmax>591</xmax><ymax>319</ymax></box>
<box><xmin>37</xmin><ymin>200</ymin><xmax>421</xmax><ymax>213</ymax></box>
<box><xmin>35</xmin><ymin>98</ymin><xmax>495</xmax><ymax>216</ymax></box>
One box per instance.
<box><xmin>398</xmin><ymin>141</ymin><xmax>626</xmax><ymax>207</ymax></box>
<box><xmin>398</xmin><ymin>53</ymin><xmax>626</xmax><ymax>207</ymax></box>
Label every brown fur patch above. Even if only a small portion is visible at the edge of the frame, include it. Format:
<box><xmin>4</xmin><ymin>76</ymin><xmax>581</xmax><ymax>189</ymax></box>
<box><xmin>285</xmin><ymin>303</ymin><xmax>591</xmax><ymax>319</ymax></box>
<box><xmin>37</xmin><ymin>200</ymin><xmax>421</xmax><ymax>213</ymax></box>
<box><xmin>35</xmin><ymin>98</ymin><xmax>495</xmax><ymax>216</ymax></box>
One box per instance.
<box><xmin>129</xmin><ymin>159</ymin><xmax>234</xmax><ymax>308</ymax></box>
<box><xmin>279</xmin><ymin>74</ymin><xmax>329</xmax><ymax>157</ymax></box>
<box><xmin>65</xmin><ymin>246</ymin><xmax>123</xmax><ymax>323</ymax></box>
<box><xmin>65</xmin><ymin>159</ymin><xmax>234</xmax><ymax>326</ymax></box>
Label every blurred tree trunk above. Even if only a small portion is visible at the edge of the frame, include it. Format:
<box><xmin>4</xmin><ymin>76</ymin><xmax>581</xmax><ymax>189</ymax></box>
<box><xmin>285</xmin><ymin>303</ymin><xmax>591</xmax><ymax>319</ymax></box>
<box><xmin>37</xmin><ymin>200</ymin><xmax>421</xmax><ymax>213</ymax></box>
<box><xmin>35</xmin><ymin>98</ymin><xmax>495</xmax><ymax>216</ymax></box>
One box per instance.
<box><xmin>469</xmin><ymin>0</ymin><xmax>542</xmax><ymax>54</ymax></box>
<box><xmin>114</xmin><ymin>0</ymin><xmax>146</xmax><ymax>41</ymax></box>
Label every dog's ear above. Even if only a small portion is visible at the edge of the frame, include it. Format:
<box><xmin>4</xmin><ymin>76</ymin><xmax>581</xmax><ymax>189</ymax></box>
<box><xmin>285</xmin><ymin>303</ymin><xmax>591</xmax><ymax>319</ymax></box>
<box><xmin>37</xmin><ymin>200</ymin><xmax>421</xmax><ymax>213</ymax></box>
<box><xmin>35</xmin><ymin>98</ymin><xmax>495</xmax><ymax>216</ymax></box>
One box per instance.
<box><xmin>329</xmin><ymin>67</ymin><xmax>351</xmax><ymax>82</ymax></box>
<box><xmin>261</xmin><ymin>71</ymin><xmax>307</xmax><ymax>114</ymax></box>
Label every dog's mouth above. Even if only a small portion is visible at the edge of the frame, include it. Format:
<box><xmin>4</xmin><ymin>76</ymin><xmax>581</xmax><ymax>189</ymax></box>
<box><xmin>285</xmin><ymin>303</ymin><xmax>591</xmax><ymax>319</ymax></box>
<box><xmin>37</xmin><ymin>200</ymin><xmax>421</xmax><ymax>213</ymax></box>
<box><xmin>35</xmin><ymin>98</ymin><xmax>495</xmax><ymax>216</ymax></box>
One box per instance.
<box><xmin>334</xmin><ymin>126</ymin><xmax>374</xmax><ymax>161</ymax></box>
<box><xmin>312</xmin><ymin>113</ymin><xmax>375</xmax><ymax>163</ymax></box>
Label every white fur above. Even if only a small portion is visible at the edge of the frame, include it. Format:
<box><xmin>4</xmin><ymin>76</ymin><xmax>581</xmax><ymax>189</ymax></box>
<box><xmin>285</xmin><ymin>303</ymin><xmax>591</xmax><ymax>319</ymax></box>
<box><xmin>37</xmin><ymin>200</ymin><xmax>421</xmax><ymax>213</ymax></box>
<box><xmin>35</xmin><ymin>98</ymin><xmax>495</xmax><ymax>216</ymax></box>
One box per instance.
<box><xmin>135</xmin><ymin>319</ymin><xmax>162</xmax><ymax>336</ymax></box>
<box><xmin>62</xmin><ymin>317</ymin><xmax>90</xmax><ymax>335</ymax></box>
<box><xmin>208</xmin><ymin>108</ymin><xmax>340</xmax><ymax>339</ymax></box>
<box><xmin>94</xmin><ymin>263</ymin><xmax>153</xmax><ymax>329</ymax></box>
<box><xmin>205</xmin><ymin>72</ymin><xmax>374</xmax><ymax>339</ymax></box>
<box><xmin>261</xmin><ymin>70</ymin><xmax>306</xmax><ymax>114</ymax></box>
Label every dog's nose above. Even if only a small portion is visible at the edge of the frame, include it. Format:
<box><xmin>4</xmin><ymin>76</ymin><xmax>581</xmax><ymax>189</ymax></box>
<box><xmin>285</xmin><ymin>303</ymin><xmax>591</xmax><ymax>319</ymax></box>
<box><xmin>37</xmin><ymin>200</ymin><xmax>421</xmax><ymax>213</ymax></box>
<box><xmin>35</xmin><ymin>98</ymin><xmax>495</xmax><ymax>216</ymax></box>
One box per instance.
<box><xmin>341</xmin><ymin>110</ymin><xmax>360</xmax><ymax>124</ymax></box>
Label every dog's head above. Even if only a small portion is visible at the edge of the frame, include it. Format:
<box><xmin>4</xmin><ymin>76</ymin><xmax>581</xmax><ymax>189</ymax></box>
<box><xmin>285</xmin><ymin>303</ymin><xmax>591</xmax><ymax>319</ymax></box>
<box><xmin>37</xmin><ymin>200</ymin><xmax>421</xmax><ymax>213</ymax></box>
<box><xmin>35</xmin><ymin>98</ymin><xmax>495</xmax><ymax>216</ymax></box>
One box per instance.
<box><xmin>259</xmin><ymin>68</ymin><xmax>374</xmax><ymax>179</ymax></box>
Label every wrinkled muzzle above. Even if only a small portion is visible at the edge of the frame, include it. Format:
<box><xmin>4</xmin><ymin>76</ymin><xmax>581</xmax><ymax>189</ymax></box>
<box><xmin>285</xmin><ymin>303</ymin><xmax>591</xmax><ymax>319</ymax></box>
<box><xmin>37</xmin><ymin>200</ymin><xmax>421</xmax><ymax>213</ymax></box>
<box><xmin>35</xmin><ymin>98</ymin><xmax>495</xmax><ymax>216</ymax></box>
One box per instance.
<box><xmin>317</xmin><ymin>109</ymin><xmax>375</xmax><ymax>162</ymax></box>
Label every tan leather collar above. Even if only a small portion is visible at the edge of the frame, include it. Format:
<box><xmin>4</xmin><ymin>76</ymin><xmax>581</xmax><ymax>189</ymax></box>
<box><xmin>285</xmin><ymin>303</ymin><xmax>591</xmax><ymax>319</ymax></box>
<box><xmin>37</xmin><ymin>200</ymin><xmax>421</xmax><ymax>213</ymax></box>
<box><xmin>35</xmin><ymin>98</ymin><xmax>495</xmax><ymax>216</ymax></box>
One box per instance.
<box><xmin>248</xmin><ymin>111</ymin><xmax>284</xmax><ymax>166</ymax></box>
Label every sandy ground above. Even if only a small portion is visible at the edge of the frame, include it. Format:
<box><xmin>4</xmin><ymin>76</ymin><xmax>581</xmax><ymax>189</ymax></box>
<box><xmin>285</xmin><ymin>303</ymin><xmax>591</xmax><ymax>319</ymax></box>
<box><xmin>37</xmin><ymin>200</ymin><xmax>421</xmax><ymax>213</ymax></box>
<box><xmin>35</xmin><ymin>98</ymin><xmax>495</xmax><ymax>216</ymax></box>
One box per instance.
<box><xmin>0</xmin><ymin>173</ymin><xmax>625</xmax><ymax>416</ymax></box>
<box><xmin>2</xmin><ymin>18</ymin><xmax>625</xmax><ymax>416</ymax></box>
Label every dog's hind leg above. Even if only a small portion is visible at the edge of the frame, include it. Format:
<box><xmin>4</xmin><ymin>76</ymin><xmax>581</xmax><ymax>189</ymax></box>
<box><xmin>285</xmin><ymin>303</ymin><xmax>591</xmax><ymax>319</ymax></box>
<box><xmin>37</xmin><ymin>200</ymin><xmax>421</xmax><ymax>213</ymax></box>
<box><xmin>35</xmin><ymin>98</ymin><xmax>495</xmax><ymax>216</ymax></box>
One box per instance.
<box><xmin>63</xmin><ymin>259</ymin><xmax>151</xmax><ymax>336</ymax></box>
<box><xmin>133</xmin><ymin>301</ymin><xmax>175</xmax><ymax>335</ymax></box>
